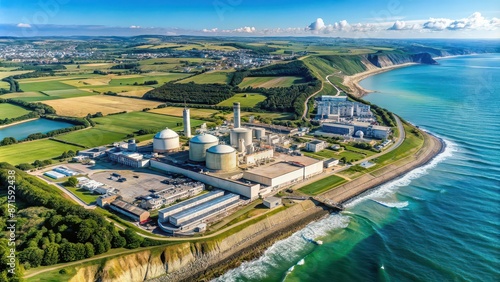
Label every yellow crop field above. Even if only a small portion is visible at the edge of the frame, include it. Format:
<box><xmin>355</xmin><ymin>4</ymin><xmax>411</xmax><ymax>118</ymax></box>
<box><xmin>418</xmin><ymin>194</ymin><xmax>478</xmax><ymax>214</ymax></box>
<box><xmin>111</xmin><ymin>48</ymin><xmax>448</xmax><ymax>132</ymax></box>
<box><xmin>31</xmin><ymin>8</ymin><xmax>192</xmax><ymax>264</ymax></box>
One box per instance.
<box><xmin>43</xmin><ymin>95</ymin><xmax>163</xmax><ymax>117</ymax></box>
<box><xmin>62</xmin><ymin>77</ymin><xmax>111</xmax><ymax>87</ymax></box>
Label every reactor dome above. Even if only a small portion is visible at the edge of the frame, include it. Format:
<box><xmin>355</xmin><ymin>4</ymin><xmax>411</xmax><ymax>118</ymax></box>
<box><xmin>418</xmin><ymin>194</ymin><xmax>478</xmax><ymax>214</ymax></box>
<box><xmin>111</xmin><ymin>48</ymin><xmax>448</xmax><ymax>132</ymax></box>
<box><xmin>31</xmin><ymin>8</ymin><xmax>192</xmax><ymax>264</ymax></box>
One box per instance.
<box><xmin>153</xmin><ymin>128</ymin><xmax>180</xmax><ymax>153</ymax></box>
<box><xmin>355</xmin><ymin>130</ymin><xmax>364</xmax><ymax>138</ymax></box>
<box><xmin>206</xmin><ymin>144</ymin><xmax>237</xmax><ymax>171</ymax></box>
<box><xmin>189</xmin><ymin>133</ymin><xmax>219</xmax><ymax>162</ymax></box>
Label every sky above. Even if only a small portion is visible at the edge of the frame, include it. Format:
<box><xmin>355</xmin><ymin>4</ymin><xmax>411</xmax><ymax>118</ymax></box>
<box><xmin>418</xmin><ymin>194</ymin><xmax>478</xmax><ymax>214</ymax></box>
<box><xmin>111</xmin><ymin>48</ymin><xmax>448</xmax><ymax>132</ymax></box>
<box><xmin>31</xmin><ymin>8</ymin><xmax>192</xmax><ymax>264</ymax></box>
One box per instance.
<box><xmin>0</xmin><ymin>0</ymin><xmax>499</xmax><ymax>38</ymax></box>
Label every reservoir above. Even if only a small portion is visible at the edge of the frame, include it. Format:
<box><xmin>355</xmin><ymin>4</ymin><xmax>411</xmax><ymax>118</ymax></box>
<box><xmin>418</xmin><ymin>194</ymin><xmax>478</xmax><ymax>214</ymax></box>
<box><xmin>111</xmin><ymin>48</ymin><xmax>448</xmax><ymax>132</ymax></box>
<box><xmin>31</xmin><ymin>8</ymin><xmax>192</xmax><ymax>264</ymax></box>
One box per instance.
<box><xmin>0</xmin><ymin>118</ymin><xmax>74</xmax><ymax>141</ymax></box>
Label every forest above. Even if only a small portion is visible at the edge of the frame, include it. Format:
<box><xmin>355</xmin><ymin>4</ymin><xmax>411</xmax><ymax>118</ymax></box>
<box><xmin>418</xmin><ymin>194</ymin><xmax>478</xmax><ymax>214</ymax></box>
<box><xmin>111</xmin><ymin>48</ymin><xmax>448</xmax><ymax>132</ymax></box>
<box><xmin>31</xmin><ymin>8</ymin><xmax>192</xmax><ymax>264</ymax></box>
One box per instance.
<box><xmin>144</xmin><ymin>82</ymin><xmax>233</xmax><ymax>104</ymax></box>
<box><xmin>0</xmin><ymin>163</ymin><xmax>162</xmax><ymax>281</ymax></box>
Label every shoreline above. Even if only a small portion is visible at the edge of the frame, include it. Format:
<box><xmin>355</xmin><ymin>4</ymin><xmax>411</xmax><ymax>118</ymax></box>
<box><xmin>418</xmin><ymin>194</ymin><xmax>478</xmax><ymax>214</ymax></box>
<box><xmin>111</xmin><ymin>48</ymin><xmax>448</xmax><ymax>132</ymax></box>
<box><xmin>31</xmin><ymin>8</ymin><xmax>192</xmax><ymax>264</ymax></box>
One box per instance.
<box><xmin>343</xmin><ymin>63</ymin><xmax>417</xmax><ymax>97</ymax></box>
<box><xmin>0</xmin><ymin>117</ymin><xmax>39</xmax><ymax>129</ymax></box>
<box><xmin>165</xmin><ymin>131</ymin><xmax>444</xmax><ymax>282</ymax></box>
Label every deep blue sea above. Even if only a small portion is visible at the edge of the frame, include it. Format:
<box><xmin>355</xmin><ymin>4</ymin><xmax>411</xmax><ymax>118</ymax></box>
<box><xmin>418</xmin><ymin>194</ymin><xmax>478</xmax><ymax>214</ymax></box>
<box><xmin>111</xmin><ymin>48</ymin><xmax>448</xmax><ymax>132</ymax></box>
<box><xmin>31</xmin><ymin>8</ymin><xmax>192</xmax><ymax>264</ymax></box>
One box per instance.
<box><xmin>214</xmin><ymin>54</ymin><xmax>500</xmax><ymax>282</ymax></box>
<box><xmin>0</xmin><ymin>118</ymin><xmax>73</xmax><ymax>140</ymax></box>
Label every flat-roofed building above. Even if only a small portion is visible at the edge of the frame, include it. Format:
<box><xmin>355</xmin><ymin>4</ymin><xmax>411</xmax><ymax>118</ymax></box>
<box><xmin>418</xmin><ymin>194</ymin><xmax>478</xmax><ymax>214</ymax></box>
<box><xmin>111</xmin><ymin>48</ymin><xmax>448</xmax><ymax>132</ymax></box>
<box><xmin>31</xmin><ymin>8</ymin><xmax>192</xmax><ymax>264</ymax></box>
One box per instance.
<box><xmin>263</xmin><ymin>196</ymin><xmax>282</xmax><ymax>209</ymax></box>
<box><xmin>157</xmin><ymin>190</ymin><xmax>224</xmax><ymax>221</ymax></box>
<box><xmin>306</xmin><ymin>140</ymin><xmax>327</xmax><ymax>152</ymax></box>
<box><xmin>110</xmin><ymin>199</ymin><xmax>150</xmax><ymax>224</ymax></box>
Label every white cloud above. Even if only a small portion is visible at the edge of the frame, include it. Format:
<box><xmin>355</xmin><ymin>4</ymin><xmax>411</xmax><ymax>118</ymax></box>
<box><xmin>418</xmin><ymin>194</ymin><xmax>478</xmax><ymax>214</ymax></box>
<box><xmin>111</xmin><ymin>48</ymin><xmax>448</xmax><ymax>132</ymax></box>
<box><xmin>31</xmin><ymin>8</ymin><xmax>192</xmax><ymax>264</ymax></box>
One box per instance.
<box><xmin>202</xmin><ymin>28</ymin><xmax>218</xmax><ymax>33</ymax></box>
<box><xmin>17</xmin><ymin>23</ymin><xmax>31</xmax><ymax>28</ymax></box>
<box><xmin>388</xmin><ymin>20</ymin><xmax>420</xmax><ymax>30</ymax></box>
<box><xmin>129</xmin><ymin>25</ymin><xmax>141</xmax><ymax>29</ymax></box>
<box><xmin>308</xmin><ymin>18</ymin><xmax>326</xmax><ymax>31</ymax></box>
<box><xmin>423</xmin><ymin>12</ymin><xmax>500</xmax><ymax>31</ymax></box>
<box><xmin>233</xmin><ymin>26</ymin><xmax>256</xmax><ymax>33</ymax></box>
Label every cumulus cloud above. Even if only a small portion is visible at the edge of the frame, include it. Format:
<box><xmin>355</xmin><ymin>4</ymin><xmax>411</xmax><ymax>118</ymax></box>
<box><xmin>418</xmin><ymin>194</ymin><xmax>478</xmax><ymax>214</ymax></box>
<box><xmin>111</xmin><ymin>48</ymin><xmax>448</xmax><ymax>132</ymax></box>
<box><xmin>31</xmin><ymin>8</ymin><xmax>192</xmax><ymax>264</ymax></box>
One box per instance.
<box><xmin>233</xmin><ymin>26</ymin><xmax>256</xmax><ymax>33</ymax></box>
<box><xmin>129</xmin><ymin>25</ymin><xmax>141</xmax><ymax>29</ymax></box>
<box><xmin>308</xmin><ymin>18</ymin><xmax>326</xmax><ymax>31</ymax></box>
<box><xmin>388</xmin><ymin>20</ymin><xmax>420</xmax><ymax>30</ymax></box>
<box><xmin>423</xmin><ymin>12</ymin><xmax>500</xmax><ymax>31</ymax></box>
<box><xmin>17</xmin><ymin>23</ymin><xmax>31</xmax><ymax>28</ymax></box>
<box><xmin>202</xmin><ymin>28</ymin><xmax>218</xmax><ymax>33</ymax></box>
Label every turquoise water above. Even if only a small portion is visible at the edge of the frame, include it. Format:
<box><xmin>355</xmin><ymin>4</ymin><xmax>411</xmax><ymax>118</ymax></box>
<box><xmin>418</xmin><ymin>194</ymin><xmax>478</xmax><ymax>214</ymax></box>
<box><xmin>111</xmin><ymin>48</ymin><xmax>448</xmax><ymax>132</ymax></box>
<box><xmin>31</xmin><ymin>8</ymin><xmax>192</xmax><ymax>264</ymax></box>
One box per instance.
<box><xmin>214</xmin><ymin>54</ymin><xmax>500</xmax><ymax>282</ymax></box>
<box><xmin>0</xmin><ymin>118</ymin><xmax>73</xmax><ymax>140</ymax></box>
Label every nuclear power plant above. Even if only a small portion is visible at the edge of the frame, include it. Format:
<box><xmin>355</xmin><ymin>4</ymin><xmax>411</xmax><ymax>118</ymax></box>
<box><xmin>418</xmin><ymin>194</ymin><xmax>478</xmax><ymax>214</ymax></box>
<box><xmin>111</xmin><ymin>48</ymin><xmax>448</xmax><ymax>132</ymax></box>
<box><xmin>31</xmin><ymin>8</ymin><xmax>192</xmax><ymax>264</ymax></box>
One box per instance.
<box><xmin>147</xmin><ymin>100</ymin><xmax>323</xmax><ymax>234</ymax></box>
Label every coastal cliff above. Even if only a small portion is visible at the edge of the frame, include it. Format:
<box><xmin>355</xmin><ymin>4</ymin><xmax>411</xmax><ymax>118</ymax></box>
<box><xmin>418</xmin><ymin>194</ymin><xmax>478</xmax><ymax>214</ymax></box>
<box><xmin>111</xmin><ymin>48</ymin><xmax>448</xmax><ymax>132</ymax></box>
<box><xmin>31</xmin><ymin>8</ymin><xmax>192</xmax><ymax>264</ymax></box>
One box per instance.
<box><xmin>65</xmin><ymin>201</ymin><xmax>328</xmax><ymax>282</ymax></box>
<box><xmin>366</xmin><ymin>52</ymin><xmax>437</xmax><ymax>67</ymax></box>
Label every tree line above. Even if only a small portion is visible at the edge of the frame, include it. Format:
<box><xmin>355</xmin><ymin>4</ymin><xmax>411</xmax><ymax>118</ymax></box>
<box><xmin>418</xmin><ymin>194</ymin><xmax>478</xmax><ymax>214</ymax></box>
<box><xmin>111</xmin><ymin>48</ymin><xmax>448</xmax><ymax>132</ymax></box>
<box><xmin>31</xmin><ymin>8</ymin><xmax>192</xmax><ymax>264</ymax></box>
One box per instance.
<box><xmin>144</xmin><ymin>82</ymin><xmax>233</xmax><ymax>104</ymax></box>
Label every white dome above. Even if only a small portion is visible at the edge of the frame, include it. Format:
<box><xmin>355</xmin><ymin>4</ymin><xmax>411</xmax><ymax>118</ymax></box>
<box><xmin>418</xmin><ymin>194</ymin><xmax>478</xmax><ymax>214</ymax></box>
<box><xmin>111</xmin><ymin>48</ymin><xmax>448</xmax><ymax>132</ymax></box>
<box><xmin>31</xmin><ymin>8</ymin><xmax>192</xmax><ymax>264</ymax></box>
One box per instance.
<box><xmin>207</xmin><ymin>144</ymin><xmax>235</xmax><ymax>154</ymax></box>
<box><xmin>190</xmin><ymin>133</ymin><xmax>219</xmax><ymax>144</ymax></box>
<box><xmin>355</xmin><ymin>130</ymin><xmax>364</xmax><ymax>137</ymax></box>
<box><xmin>155</xmin><ymin>128</ymin><xmax>178</xmax><ymax>139</ymax></box>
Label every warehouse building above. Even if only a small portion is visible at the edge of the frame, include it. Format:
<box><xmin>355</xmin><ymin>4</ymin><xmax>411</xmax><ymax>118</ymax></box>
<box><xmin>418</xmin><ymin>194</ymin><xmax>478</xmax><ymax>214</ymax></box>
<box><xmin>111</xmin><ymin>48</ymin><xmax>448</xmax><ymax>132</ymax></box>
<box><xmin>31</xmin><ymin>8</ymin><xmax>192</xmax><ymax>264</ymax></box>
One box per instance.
<box><xmin>243</xmin><ymin>156</ymin><xmax>323</xmax><ymax>190</ymax></box>
<box><xmin>106</xmin><ymin>149</ymin><xmax>150</xmax><ymax>168</ymax></box>
<box><xmin>157</xmin><ymin>190</ymin><xmax>240</xmax><ymax>234</ymax></box>
<box><xmin>321</xmin><ymin>122</ymin><xmax>391</xmax><ymax>139</ymax></box>
<box><xmin>109</xmin><ymin>199</ymin><xmax>150</xmax><ymax>224</ymax></box>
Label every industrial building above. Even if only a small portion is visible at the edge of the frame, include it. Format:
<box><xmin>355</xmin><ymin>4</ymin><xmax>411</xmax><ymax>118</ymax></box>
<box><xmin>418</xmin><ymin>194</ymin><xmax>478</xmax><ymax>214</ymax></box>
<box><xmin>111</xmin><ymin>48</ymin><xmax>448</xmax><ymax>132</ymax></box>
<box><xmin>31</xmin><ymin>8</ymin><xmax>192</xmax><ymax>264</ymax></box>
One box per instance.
<box><xmin>321</xmin><ymin>122</ymin><xmax>391</xmax><ymax>139</ymax></box>
<box><xmin>242</xmin><ymin>122</ymin><xmax>299</xmax><ymax>135</ymax></box>
<box><xmin>316</xmin><ymin>95</ymin><xmax>372</xmax><ymax>120</ymax></box>
<box><xmin>78</xmin><ymin>147</ymin><xmax>107</xmax><ymax>158</ymax></box>
<box><xmin>306</xmin><ymin>140</ymin><xmax>327</xmax><ymax>152</ymax></box>
<box><xmin>189</xmin><ymin>133</ymin><xmax>219</xmax><ymax>162</ymax></box>
<box><xmin>153</xmin><ymin>128</ymin><xmax>180</xmax><ymax>153</ymax></box>
<box><xmin>205</xmin><ymin>144</ymin><xmax>237</xmax><ymax>171</ymax></box>
<box><xmin>230</xmin><ymin>127</ymin><xmax>252</xmax><ymax>152</ymax></box>
<box><xmin>324</xmin><ymin>158</ymin><xmax>340</xmax><ymax>168</ymax></box>
<box><xmin>263</xmin><ymin>196</ymin><xmax>282</xmax><ymax>209</ymax></box>
<box><xmin>158</xmin><ymin>190</ymin><xmax>240</xmax><ymax>234</ymax></box>
<box><xmin>141</xmin><ymin>182</ymin><xmax>205</xmax><ymax>210</ymax></box>
<box><xmin>106</xmin><ymin>149</ymin><xmax>150</xmax><ymax>168</ymax></box>
<box><xmin>109</xmin><ymin>199</ymin><xmax>150</xmax><ymax>224</ymax></box>
<box><xmin>243</xmin><ymin>156</ymin><xmax>323</xmax><ymax>190</ymax></box>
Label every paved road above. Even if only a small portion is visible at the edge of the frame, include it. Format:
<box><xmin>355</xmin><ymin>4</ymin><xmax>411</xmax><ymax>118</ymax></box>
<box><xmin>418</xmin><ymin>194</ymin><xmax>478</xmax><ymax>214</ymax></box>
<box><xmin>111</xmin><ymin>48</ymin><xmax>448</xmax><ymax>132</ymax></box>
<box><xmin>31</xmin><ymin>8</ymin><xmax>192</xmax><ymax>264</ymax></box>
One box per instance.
<box><xmin>302</xmin><ymin>71</ymin><xmax>343</xmax><ymax>120</ymax></box>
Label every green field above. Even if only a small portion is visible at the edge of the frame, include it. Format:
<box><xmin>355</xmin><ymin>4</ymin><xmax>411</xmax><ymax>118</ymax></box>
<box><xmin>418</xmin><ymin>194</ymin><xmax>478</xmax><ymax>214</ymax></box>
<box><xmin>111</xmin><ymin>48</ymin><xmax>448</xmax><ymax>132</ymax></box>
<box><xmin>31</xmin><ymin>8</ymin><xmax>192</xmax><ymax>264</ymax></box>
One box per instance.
<box><xmin>217</xmin><ymin>93</ymin><xmax>267</xmax><ymax>107</ymax></box>
<box><xmin>57</xmin><ymin>111</ymin><xmax>205</xmax><ymax>147</ymax></box>
<box><xmin>0</xmin><ymin>103</ymin><xmax>31</xmax><ymax>119</ymax></box>
<box><xmin>108</xmin><ymin>73</ymin><xmax>190</xmax><ymax>86</ymax></box>
<box><xmin>41</xmin><ymin>89</ymin><xmax>95</xmax><ymax>98</ymax></box>
<box><xmin>65</xmin><ymin>186</ymin><xmax>99</xmax><ymax>204</ymax></box>
<box><xmin>0</xmin><ymin>140</ymin><xmax>82</xmax><ymax>165</ymax></box>
<box><xmin>0</xmin><ymin>91</ymin><xmax>50</xmax><ymax>102</ymax></box>
<box><xmin>178</xmin><ymin>71</ymin><xmax>231</xmax><ymax>84</ymax></box>
<box><xmin>298</xmin><ymin>175</ymin><xmax>347</xmax><ymax>195</ymax></box>
<box><xmin>239</xmin><ymin>76</ymin><xmax>305</xmax><ymax>88</ymax></box>
<box><xmin>0</xmin><ymin>81</ymin><xmax>10</xmax><ymax>89</ymax></box>
<box><xmin>303</xmin><ymin>148</ymin><xmax>366</xmax><ymax>162</ymax></box>
<box><xmin>20</xmin><ymin>80</ymin><xmax>76</xmax><ymax>92</ymax></box>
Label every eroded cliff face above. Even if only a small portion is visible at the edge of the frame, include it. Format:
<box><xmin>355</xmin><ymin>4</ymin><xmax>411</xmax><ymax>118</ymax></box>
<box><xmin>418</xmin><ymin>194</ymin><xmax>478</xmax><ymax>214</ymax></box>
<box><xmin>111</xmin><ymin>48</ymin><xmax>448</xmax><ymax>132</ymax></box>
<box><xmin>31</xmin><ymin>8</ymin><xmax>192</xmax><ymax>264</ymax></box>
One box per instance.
<box><xmin>365</xmin><ymin>52</ymin><xmax>437</xmax><ymax>68</ymax></box>
<box><xmin>66</xmin><ymin>200</ymin><xmax>323</xmax><ymax>282</ymax></box>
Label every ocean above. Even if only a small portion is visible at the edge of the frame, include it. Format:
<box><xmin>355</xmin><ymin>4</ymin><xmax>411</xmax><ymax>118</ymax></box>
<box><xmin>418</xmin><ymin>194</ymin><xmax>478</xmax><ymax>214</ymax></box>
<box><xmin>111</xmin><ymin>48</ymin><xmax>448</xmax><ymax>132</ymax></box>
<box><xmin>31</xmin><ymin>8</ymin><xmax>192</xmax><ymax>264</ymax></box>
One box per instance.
<box><xmin>213</xmin><ymin>54</ymin><xmax>500</xmax><ymax>282</ymax></box>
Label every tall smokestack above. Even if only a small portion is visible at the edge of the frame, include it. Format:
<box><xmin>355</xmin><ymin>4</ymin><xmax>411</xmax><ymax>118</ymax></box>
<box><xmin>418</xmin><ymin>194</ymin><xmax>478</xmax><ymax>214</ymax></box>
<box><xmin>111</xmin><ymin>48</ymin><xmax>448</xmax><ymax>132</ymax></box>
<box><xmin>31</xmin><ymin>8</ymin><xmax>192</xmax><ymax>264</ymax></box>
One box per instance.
<box><xmin>183</xmin><ymin>108</ymin><xmax>191</xmax><ymax>137</ymax></box>
<box><xmin>233</xmin><ymin>102</ymin><xmax>241</xmax><ymax>128</ymax></box>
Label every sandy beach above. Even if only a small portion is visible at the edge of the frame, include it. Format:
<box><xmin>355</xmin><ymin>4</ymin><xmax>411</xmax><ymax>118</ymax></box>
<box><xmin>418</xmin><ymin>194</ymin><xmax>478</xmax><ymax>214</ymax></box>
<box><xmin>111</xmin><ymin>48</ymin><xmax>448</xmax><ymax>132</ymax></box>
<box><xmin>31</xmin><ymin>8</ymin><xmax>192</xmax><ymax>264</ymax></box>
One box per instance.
<box><xmin>343</xmin><ymin>63</ymin><xmax>417</xmax><ymax>97</ymax></box>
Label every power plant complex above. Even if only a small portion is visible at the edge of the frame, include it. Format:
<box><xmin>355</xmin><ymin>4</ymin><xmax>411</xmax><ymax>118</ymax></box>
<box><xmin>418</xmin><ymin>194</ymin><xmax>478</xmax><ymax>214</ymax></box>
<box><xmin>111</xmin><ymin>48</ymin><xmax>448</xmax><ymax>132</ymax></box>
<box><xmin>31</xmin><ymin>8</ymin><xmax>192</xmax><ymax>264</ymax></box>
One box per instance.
<box><xmin>146</xmin><ymin>101</ymin><xmax>324</xmax><ymax>234</ymax></box>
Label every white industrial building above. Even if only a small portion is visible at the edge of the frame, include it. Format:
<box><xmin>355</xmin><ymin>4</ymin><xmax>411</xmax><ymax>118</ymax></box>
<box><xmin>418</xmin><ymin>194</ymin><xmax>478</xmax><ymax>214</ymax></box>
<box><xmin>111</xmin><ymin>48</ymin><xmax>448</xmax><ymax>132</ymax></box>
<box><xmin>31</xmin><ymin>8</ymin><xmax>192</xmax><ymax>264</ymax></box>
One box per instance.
<box><xmin>306</xmin><ymin>140</ymin><xmax>327</xmax><ymax>152</ymax></box>
<box><xmin>153</xmin><ymin>128</ymin><xmax>180</xmax><ymax>153</ymax></box>
<box><xmin>242</xmin><ymin>149</ymin><xmax>273</xmax><ymax>165</ymax></box>
<box><xmin>157</xmin><ymin>190</ymin><xmax>240</xmax><ymax>234</ymax></box>
<box><xmin>243</xmin><ymin>156</ymin><xmax>323</xmax><ymax>190</ymax></box>
<box><xmin>189</xmin><ymin>133</ymin><xmax>219</xmax><ymax>162</ymax></box>
<box><xmin>106</xmin><ymin>149</ymin><xmax>150</xmax><ymax>168</ymax></box>
<box><xmin>321</xmin><ymin>122</ymin><xmax>391</xmax><ymax>139</ymax></box>
<box><xmin>316</xmin><ymin>95</ymin><xmax>372</xmax><ymax>120</ymax></box>
<box><xmin>263</xmin><ymin>196</ymin><xmax>282</xmax><ymax>209</ymax></box>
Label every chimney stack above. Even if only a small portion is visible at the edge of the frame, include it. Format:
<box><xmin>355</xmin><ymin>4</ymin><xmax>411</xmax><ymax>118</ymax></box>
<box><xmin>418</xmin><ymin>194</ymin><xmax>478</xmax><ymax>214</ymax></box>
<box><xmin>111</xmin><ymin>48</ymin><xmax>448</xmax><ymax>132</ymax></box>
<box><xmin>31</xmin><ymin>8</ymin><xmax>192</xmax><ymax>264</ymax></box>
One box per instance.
<box><xmin>233</xmin><ymin>102</ymin><xmax>241</xmax><ymax>128</ymax></box>
<box><xmin>183</xmin><ymin>108</ymin><xmax>191</xmax><ymax>137</ymax></box>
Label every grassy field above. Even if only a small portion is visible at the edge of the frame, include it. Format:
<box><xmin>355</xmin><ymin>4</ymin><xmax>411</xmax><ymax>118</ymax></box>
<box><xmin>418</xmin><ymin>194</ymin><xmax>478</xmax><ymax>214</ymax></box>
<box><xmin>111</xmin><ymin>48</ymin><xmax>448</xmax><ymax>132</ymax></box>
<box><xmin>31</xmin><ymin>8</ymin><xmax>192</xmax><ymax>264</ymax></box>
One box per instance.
<box><xmin>0</xmin><ymin>91</ymin><xmax>49</xmax><ymax>102</ymax></box>
<box><xmin>217</xmin><ymin>93</ymin><xmax>266</xmax><ymax>107</ymax></box>
<box><xmin>42</xmin><ymin>95</ymin><xmax>163</xmax><ymax>117</ymax></box>
<box><xmin>108</xmin><ymin>73</ymin><xmax>190</xmax><ymax>86</ymax></box>
<box><xmin>64</xmin><ymin>186</ymin><xmax>99</xmax><ymax>204</ymax></box>
<box><xmin>0</xmin><ymin>103</ymin><xmax>31</xmax><ymax>119</ymax></box>
<box><xmin>19</xmin><ymin>80</ymin><xmax>76</xmax><ymax>92</ymax></box>
<box><xmin>0</xmin><ymin>70</ymin><xmax>32</xmax><ymax>79</ymax></box>
<box><xmin>239</xmin><ymin>76</ymin><xmax>305</xmax><ymax>88</ymax></box>
<box><xmin>372</xmin><ymin>124</ymin><xmax>424</xmax><ymax>166</ymax></box>
<box><xmin>178</xmin><ymin>71</ymin><xmax>231</xmax><ymax>84</ymax></box>
<box><xmin>79</xmin><ymin>85</ymin><xmax>153</xmax><ymax>95</ymax></box>
<box><xmin>0</xmin><ymin>140</ymin><xmax>82</xmax><ymax>165</ymax></box>
<box><xmin>298</xmin><ymin>175</ymin><xmax>347</xmax><ymax>195</ymax></box>
<box><xmin>0</xmin><ymin>81</ymin><xmax>10</xmax><ymax>89</ymax></box>
<box><xmin>57</xmin><ymin>111</ymin><xmax>205</xmax><ymax>147</ymax></box>
<box><xmin>41</xmin><ymin>89</ymin><xmax>95</xmax><ymax>98</ymax></box>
